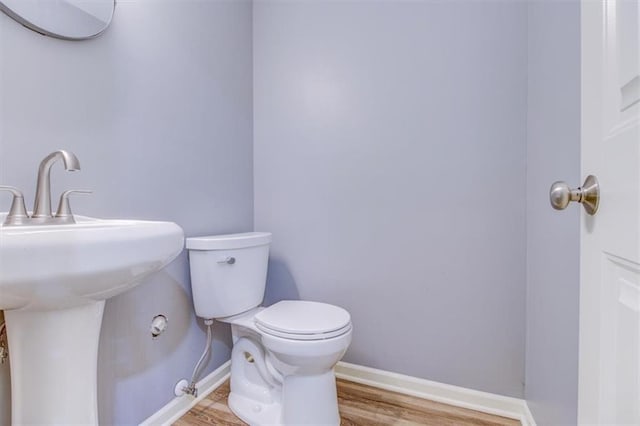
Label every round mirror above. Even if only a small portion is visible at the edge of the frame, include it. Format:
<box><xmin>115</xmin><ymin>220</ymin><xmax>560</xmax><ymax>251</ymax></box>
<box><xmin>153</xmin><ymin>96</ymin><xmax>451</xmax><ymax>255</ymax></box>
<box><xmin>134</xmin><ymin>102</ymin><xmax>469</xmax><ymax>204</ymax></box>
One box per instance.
<box><xmin>0</xmin><ymin>0</ymin><xmax>115</xmax><ymax>40</ymax></box>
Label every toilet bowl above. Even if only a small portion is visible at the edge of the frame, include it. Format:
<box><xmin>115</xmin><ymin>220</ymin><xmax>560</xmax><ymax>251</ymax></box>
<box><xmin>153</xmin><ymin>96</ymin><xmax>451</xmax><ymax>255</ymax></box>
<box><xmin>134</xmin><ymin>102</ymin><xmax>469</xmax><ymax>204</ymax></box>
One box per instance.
<box><xmin>186</xmin><ymin>232</ymin><xmax>352</xmax><ymax>425</ymax></box>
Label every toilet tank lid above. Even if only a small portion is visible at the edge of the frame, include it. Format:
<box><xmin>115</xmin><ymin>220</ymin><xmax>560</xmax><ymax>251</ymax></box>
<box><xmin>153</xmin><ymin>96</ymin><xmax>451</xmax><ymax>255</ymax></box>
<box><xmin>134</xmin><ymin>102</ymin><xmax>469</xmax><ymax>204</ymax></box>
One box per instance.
<box><xmin>186</xmin><ymin>232</ymin><xmax>272</xmax><ymax>250</ymax></box>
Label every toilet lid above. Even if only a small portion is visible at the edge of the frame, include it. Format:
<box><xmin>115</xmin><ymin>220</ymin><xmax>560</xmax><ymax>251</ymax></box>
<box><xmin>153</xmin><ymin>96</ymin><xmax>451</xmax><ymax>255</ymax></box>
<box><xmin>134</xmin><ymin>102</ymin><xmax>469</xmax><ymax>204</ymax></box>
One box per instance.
<box><xmin>254</xmin><ymin>300</ymin><xmax>351</xmax><ymax>338</ymax></box>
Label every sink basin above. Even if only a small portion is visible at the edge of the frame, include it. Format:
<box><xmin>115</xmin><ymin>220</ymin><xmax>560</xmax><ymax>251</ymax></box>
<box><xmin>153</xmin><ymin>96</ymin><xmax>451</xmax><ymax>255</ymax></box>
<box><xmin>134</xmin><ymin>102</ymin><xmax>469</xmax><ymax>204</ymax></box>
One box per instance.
<box><xmin>0</xmin><ymin>213</ymin><xmax>184</xmax><ymax>425</ymax></box>
<box><xmin>0</xmin><ymin>214</ymin><xmax>184</xmax><ymax>310</ymax></box>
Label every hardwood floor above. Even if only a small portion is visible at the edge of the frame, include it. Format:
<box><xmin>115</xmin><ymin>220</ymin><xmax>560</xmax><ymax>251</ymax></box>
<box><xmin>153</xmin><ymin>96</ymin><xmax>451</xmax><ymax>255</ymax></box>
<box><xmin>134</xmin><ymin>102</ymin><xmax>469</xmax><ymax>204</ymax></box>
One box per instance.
<box><xmin>175</xmin><ymin>379</ymin><xmax>520</xmax><ymax>426</ymax></box>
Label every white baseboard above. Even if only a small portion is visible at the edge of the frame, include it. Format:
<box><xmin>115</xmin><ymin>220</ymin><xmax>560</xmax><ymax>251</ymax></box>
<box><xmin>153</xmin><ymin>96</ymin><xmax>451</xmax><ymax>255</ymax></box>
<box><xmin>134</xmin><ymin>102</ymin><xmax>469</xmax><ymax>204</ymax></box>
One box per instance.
<box><xmin>522</xmin><ymin>401</ymin><xmax>536</xmax><ymax>426</ymax></box>
<box><xmin>140</xmin><ymin>360</ymin><xmax>536</xmax><ymax>426</ymax></box>
<box><xmin>139</xmin><ymin>360</ymin><xmax>231</xmax><ymax>426</ymax></box>
<box><xmin>335</xmin><ymin>361</ymin><xmax>536</xmax><ymax>426</ymax></box>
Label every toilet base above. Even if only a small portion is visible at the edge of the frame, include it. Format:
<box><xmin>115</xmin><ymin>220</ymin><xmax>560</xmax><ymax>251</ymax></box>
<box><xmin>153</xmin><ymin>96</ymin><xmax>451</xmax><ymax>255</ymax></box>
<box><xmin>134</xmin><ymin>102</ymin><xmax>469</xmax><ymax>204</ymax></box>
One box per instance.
<box><xmin>229</xmin><ymin>391</ymin><xmax>282</xmax><ymax>425</ymax></box>
<box><xmin>229</xmin><ymin>370</ymin><xmax>341</xmax><ymax>425</ymax></box>
<box><xmin>281</xmin><ymin>370</ymin><xmax>340</xmax><ymax>425</ymax></box>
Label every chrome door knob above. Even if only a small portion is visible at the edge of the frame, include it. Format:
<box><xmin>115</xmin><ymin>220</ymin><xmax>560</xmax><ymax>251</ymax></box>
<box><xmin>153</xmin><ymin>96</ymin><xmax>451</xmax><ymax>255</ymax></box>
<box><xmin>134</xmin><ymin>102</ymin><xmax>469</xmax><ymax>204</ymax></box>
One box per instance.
<box><xmin>549</xmin><ymin>175</ymin><xmax>600</xmax><ymax>215</ymax></box>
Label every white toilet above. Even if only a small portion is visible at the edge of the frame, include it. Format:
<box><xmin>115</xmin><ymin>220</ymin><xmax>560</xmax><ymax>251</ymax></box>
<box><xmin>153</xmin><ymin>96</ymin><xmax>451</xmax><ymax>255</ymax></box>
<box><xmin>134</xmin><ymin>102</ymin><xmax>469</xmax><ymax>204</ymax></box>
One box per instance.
<box><xmin>186</xmin><ymin>232</ymin><xmax>352</xmax><ymax>425</ymax></box>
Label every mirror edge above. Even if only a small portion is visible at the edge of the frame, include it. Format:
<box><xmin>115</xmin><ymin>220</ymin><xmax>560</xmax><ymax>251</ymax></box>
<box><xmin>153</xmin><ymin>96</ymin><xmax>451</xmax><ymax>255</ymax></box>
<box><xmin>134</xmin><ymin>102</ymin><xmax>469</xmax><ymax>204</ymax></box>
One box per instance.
<box><xmin>0</xmin><ymin>1</ymin><xmax>116</xmax><ymax>41</ymax></box>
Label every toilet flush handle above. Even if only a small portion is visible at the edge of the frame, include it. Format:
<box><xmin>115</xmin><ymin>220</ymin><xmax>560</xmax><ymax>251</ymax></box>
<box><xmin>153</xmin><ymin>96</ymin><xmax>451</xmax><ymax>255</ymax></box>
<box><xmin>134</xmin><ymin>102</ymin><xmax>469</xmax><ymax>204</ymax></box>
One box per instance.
<box><xmin>217</xmin><ymin>256</ymin><xmax>236</xmax><ymax>265</ymax></box>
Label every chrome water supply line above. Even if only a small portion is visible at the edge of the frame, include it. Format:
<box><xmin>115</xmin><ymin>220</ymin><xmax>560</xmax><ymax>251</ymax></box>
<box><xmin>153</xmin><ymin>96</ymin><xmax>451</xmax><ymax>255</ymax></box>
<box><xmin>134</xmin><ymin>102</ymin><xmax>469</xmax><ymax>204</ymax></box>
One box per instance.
<box><xmin>174</xmin><ymin>318</ymin><xmax>214</xmax><ymax>397</ymax></box>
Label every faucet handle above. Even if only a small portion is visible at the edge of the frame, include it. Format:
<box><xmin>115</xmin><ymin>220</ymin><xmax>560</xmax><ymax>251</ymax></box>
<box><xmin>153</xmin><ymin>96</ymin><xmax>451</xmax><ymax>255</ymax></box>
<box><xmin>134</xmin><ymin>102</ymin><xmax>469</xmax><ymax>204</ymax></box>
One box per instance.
<box><xmin>0</xmin><ymin>186</ymin><xmax>29</xmax><ymax>226</ymax></box>
<box><xmin>55</xmin><ymin>189</ymin><xmax>92</xmax><ymax>222</ymax></box>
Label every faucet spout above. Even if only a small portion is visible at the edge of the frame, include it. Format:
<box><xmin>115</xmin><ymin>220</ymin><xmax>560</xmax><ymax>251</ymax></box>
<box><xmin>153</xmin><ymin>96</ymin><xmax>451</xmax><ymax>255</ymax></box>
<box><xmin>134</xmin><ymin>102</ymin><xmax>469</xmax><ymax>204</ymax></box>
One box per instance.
<box><xmin>32</xmin><ymin>150</ymin><xmax>81</xmax><ymax>219</ymax></box>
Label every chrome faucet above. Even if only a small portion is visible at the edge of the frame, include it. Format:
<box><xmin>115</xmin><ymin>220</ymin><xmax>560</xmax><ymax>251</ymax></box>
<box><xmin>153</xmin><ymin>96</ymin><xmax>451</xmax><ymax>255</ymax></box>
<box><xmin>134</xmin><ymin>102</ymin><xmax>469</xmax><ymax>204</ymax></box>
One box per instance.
<box><xmin>0</xmin><ymin>150</ymin><xmax>88</xmax><ymax>226</ymax></box>
<box><xmin>32</xmin><ymin>150</ymin><xmax>81</xmax><ymax>219</ymax></box>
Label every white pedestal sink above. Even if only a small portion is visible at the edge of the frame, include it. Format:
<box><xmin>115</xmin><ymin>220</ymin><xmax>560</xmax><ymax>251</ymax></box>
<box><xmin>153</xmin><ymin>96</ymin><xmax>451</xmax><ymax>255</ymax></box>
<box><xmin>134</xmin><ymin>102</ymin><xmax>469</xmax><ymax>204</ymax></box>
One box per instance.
<box><xmin>0</xmin><ymin>214</ymin><xmax>184</xmax><ymax>425</ymax></box>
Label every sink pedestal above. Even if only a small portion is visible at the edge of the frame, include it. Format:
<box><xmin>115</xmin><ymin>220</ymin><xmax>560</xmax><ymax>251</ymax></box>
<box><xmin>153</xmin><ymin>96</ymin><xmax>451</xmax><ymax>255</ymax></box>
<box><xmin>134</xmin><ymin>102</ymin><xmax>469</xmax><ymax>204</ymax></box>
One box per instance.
<box><xmin>5</xmin><ymin>301</ymin><xmax>105</xmax><ymax>425</ymax></box>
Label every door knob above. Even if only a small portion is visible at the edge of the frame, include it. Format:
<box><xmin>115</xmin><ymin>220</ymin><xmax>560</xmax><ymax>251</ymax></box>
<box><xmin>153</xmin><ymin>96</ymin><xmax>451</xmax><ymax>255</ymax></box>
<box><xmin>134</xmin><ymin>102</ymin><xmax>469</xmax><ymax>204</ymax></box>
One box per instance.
<box><xmin>549</xmin><ymin>175</ymin><xmax>599</xmax><ymax>215</ymax></box>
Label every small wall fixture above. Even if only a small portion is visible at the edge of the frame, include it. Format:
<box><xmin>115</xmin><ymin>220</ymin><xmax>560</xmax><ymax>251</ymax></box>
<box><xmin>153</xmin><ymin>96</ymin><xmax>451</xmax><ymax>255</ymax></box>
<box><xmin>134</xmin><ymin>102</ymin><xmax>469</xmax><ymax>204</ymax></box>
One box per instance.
<box><xmin>150</xmin><ymin>314</ymin><xmax>168</xmax><ymax>339</ymax></box>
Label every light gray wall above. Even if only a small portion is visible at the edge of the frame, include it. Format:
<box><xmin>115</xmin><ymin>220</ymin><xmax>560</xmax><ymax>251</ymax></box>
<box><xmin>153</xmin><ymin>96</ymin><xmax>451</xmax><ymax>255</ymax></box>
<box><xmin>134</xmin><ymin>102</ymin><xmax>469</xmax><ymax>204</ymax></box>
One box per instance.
<box><xmin>254</xmin><ymin>0</ymin><xmax>528</xmax><ymax>397</ymax></box>
<box><xmin>0</xmin><ymin>0</ymin><xmax>253</xmax><ymax>424</ymax></box>
<box><xmin>525</xmin><ymin>1</ymin><xmax>580</xmax><ymax>424</ymax></box>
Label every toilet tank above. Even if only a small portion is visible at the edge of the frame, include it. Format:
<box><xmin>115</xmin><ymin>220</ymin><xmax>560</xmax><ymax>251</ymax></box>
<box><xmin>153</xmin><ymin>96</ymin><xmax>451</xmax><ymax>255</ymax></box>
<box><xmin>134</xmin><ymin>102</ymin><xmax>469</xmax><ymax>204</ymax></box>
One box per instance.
<box><xmin>186</xmin><ymin>232</ymin><xmax>271</xmax><ymax>319</ymax></box>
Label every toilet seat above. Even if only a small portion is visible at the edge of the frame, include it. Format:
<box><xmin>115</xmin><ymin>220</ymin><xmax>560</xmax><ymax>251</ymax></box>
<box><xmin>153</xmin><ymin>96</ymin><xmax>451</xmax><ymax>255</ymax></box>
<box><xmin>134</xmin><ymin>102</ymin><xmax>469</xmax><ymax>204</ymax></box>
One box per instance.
<box><xmin>254</xmin><ymin>300</ymin><xmax>351</xmax><ymax>341</ymax></box>
<box><xmin>256</xmin><ymin>322</ymin><xmax>352</xmax><ymax>341</ymax></box>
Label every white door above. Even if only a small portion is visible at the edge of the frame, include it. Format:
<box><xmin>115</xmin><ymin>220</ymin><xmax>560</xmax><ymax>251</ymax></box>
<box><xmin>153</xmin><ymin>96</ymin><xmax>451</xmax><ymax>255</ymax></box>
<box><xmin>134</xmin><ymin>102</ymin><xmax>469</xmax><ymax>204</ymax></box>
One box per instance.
<box><xmin>579</xmin><ymin>0</ymin><xmax>640</xmax><ymax>424</ymax></box>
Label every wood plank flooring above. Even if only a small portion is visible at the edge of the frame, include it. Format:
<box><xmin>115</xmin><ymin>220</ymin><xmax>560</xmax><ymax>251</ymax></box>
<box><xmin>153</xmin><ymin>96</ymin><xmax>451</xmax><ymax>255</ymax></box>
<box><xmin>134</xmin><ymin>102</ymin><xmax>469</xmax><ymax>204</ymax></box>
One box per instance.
<box><xmin>175</xmin><ymin>379</ymin><xmax>520</xmax><ymax>426</ymax></box>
